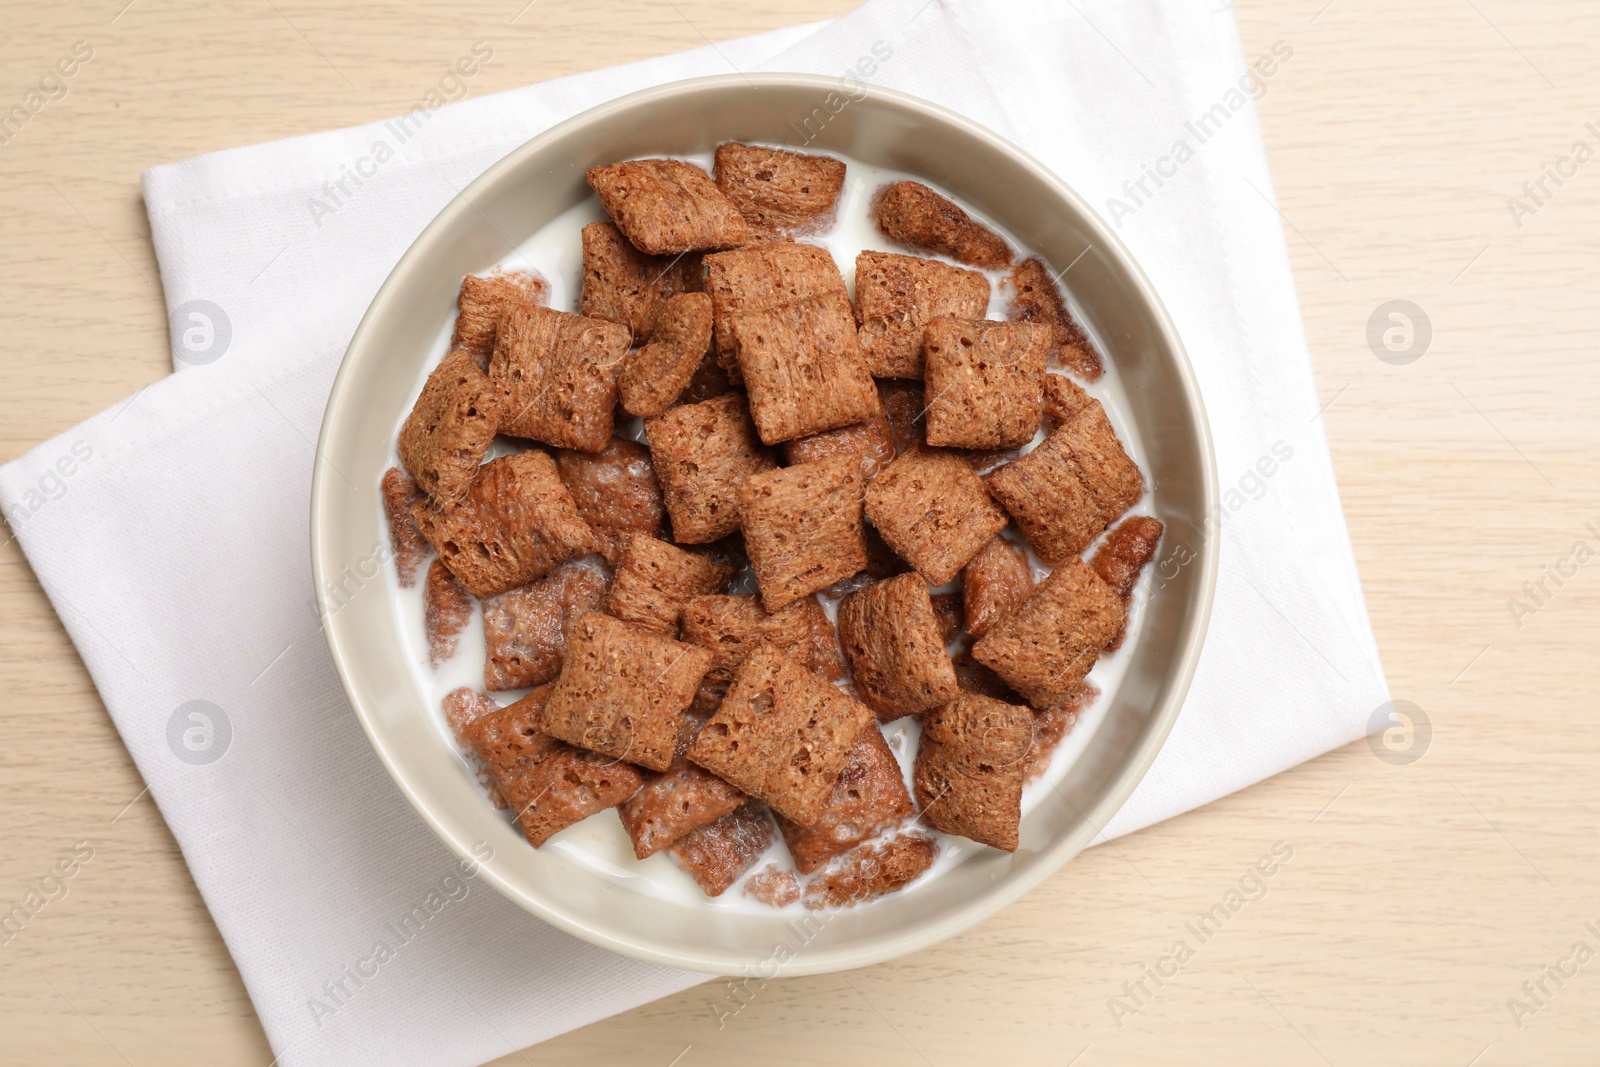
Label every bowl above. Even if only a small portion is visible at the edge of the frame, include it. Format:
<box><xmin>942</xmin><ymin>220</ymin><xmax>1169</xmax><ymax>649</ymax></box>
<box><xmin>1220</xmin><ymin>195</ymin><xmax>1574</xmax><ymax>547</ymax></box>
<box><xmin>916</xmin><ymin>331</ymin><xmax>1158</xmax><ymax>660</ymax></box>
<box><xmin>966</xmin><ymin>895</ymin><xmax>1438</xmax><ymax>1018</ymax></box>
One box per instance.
<box><xmin>311</xmin><ymin>73</ymin><xmax>1217</xmax><ymax>976</ymax></box>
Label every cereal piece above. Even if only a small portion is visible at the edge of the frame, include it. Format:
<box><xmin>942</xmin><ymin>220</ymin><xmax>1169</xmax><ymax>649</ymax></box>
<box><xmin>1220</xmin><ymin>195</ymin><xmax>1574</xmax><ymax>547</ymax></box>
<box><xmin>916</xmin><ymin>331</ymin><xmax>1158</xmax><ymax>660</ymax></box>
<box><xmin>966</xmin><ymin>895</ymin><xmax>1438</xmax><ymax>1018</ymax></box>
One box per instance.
<box><xmin>578</xmin><ymin>221</ymin><xmax>704</xmax><ymax>342</ymax></box>
<box><xmin>836</xmin><ymin>573</ymin><xmax>959</xmax><ymax>722</ymax></box>
<box><xmin>782</xmin><ymin>395</ymin><xmax>897</xmax><ymax>482</ymax></box>
<box><xmin>704</xmin><ymin>242</ymin><xmax>847</xmax><ymax>374</ymax></box>
<box><xmin>490</xmin><ymin>305</ymin><xmax>629</xmax><ymax>452</ymax></box>
<box><xmin>451</xmin><ymin>271</ymin><xmax>548</xmax><ymax>368</ymax></box>
<box><xmin>586</xmin><ymin>158</ymin><xmax>751</xmax><ymax>255</ymax></box>
<box><xmin>623</xmin><ymin>763</ymin><xmax>744</xmax><ymax>860</ymax></box>
<box><xmin>1090</xmin><ymin>516</ymin><xmax>1164</xmax><ymax>650</ymax></box>
<box><xmin>541</xmin><ymin>612</ymin><xmax>714</xmax><ymax>772</ymax></box>
<box><xmin>913</xmin><ymin>694</ymin><xmax>1032</xmax><ymax>851</ymax></box>
<box><xmin>1056</xmin><ymin>402</ymin><xmax>1144</xmax><ymax>524</ymax></box>
<box><xmin>1043</xmin><ymin>373</ymin><xmax>1092</xmax><ymax>426</ymax></box>
<box><xmin>398</xmin><ymin>349</ymin><xmax>504</xmax><ymax>504</ymax></box>
<box><xmin>1023</xmin><ymin>682</ymin><xmax>1099</xmax><ymax>783</ymax></box>
<box><xmin>462</xmin><ymin>686</ymin><xmax>644</xmax><ymax>847</ymax></box>
<box><xmin>555</xmin><ymin>437</ymin><xmax>665</xmax><ymax>564</ymax></box>
<box><xmin>982</xmin><ymin>432</ymin><xmax>1103</xmax><ymax>564</ymax></box>
<box><xmin>380</xmin><ymin>467</ymin><xmax>428</xmax><ymax>587</ymax></box>
<box><xmin>645</xmin><ymin>393</ymin><xmax>777</xmax><ymax>544</ymax></box>
<box><xmin>447</xmin><ymin>688</ymin><xmax>509</xmax><ymax>809</ymax></box>
<box><xmin>802</xmin><ymin>832</ymin><xmax>938</xmax><ymax>909</ymax></box>
<box><xmin>864</xmin><ymin>447</ymin><xmax>1009</xmax><ymax>586</ymax></box>
<box><xmin>872</xmin><ymin>181</ymin><xmax>1012</xmax><ymax>269</ymax></box>
<box><xmin>739</xmin><ymin>457</ymin><xmax>869</xmax><ymax>612</ymax></box>
<box><xmin>410</xmin><ymin>450</ymin><xmax>598</xmax><ymax>599</ymax></box>
<box><xmin>922</xmin><ymin>318</ymin><xmax>1048</xmax><ymax>450</ymax></box>
<box><xmin>985</xmin><ymin>392</ymin><xmax>1145</xmax><ymax>564</ymax></box>
<box><xmin>481</xmin><ymin>560</ymin><xmax>609</xmax><ymax>691</ymax></box>
<box><xmin>1010</xmin><ymin>257</ymin><xmax>1103</xmax><ymax>381</ymax></box>
<box><xmin>853</xmin><ymin>251</ymin><xmax>990</xmax><ymax>378</ymax></box>
<box><xmin>1090</xmin><ymin>515</ymin><xmax>1165</xmax><ymax>602</ymax></box>
<box><xmin>442</xmin><ymin>687</ymin><xmax>500</xmax><ymax>750</ymax></box>
<box><xmin>687</xmin><ymin>645</ymin><xmax>875</xmax><ymax>827</ymax></box>
<box><xmin>929</xmin><ymin>592</ymin><xmax>965</xmax><ymax>644</ymax></box>
<box><xmin>777</xmin><ymin>727</ymin><xmax>913</xmax><ymax>874</ymax></box>
<box><xmin>679</xmin><ymin>594</ymin><xmax>820</xmax><ymax>707</ymax></box>
<box><xmin>424</xmin><ymin>560</ymin><xmax>473</xmax><ymax>668</ymax></box>
<box><xmin>877</xmin><ymin>379</ymin><xmax>925</xmax><ymax>455</ymax></box>
<box><xmin>971</xmin><ymin>558</ymin><xmax>1125</xmax><ymax>707</ymax></box>
<box><xmin>800</xmin><ymin>595</ymin><xmax>847</xmax><ymax>682</ymax></box>
<box><xmin>743</xmin><ymin>863</ymin><xmax>801</xmax><ymax>907</ymax></box>
<box><xmin>670</xmin><ymin>803</ymin><xmax>774</xmax><ymax>897</ymax></box>
<box><xmin>727</xmin><ymin>290</ymin><xmax>879</xmax><ymax>444</ymax></box>
<box><xmin>713</xmin><ymin>141</ymin><xmax>847</xmax><ymax>235</ymax></box>
<box><xmin>604</xmin><ymin>534</ymin><xmax>734</xmax><ymax>636</ymax></box>
<box><xmin>619</xmin><ymin>718</ymin><xmax>747</xmax><ymax>859</ymax></box>
<box><xmin>962</xmin><ymin>536</ymin><xmax>1034</xmax><ymax>638</ymax></box>
<box><xmin>618</xmin><ymin>292</ymin><xmax>713</xmax><ymax>417</ymax></box>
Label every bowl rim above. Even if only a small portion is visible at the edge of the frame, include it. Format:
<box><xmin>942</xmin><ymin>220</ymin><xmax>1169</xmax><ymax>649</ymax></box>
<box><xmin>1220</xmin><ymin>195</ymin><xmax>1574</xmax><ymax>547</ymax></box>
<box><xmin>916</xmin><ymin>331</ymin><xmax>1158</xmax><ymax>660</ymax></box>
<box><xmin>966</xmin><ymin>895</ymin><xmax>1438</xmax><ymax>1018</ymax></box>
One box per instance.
<box><xmin>312</xmin><ymin>72</ymin><xmax>1218</xmax><ymax>975</ymax></box>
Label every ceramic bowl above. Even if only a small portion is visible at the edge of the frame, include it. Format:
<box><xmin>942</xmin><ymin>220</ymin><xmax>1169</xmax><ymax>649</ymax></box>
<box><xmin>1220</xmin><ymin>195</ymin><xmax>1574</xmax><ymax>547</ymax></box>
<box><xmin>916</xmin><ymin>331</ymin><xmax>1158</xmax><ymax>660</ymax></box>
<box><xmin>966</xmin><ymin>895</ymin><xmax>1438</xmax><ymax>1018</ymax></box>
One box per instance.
<box><xmin>311</xmin><ymin>73</ymin><xmax>1216</xmax><ymax>976</ymax></box>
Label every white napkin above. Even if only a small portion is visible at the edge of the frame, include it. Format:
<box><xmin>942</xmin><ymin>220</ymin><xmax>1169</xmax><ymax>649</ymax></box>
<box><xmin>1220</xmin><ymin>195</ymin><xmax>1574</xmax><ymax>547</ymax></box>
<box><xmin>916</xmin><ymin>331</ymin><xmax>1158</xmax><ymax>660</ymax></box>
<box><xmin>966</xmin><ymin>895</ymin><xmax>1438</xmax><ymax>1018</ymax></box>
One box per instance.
<box><xmin>0</xmin><ymin>3</ymin><xmax>1388</xmax><ymax>1066</ymax></box>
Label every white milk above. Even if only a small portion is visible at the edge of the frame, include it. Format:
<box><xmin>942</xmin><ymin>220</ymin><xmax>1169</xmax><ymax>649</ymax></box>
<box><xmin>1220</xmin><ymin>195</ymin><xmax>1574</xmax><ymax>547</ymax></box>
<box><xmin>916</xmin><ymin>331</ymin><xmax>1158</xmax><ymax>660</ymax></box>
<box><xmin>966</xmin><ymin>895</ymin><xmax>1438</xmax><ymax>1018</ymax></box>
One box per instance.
<box><xmin>385</xmin><ymin>150</ymin><xmax>1155</xmax><ymax>913</ymax></box>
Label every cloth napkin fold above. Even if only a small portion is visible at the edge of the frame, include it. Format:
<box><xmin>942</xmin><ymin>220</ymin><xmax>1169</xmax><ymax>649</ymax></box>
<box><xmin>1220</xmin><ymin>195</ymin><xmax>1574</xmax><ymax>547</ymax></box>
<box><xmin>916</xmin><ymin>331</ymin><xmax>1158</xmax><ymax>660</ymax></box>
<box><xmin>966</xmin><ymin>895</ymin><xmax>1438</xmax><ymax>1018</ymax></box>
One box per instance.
<box><xmin>0</xmin><ymin>3</ymin><xmax>1388</xmax><ymax>1066</ymax></box>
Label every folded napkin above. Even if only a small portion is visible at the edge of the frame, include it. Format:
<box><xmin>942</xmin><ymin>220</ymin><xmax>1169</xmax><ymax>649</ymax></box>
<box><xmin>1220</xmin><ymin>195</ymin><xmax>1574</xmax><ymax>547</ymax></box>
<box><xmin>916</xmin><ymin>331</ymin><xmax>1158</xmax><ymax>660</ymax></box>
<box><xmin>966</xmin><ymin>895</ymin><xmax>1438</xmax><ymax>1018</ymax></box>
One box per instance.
<box><xmin>0</xmin><ymin>3</ymin><xmax>1388</xmax><ymax>1065</ymax></box>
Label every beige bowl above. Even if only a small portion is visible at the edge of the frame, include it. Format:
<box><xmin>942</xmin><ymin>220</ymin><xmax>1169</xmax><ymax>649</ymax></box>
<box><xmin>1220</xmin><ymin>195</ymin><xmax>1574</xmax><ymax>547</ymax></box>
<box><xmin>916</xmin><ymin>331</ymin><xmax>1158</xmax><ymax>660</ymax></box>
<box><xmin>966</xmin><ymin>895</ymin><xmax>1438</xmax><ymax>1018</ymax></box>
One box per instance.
<box><xmin>312</xmin><ymin>74</ymin><xmax>1217</xmax><ymax>976</ymax></box>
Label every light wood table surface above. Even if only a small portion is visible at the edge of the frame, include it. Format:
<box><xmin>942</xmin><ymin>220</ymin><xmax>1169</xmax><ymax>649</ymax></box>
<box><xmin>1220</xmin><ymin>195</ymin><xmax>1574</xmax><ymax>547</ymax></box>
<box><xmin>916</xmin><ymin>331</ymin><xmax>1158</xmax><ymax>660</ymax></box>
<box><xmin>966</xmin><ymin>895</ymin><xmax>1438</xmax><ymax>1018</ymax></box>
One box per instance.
<box><xmin>2</xmin><ymin>1</ymin><xmax>1595</xmax><ymax>1063</ymax></box>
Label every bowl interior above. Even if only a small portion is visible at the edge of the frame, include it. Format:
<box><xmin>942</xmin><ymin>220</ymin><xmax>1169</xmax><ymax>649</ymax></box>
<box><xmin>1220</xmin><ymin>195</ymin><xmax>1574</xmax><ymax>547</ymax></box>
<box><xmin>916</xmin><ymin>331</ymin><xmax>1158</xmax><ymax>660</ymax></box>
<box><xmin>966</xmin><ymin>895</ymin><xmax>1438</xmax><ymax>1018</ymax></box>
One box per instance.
<box><xmin>312</xmin><ymin>74</ymin><xmax>1216</xmax><ymax>976</ymax></box>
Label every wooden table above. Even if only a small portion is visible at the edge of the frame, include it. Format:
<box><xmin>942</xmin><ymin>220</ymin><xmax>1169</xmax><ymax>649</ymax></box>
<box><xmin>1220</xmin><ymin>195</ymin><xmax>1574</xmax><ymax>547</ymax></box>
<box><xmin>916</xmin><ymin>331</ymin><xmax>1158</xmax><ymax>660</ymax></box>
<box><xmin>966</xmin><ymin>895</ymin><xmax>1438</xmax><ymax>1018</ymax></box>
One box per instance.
<box><xmin>2</xmin><ymin>1</ymin><xmax>1594</xmax><ymax>1062</ymax></box>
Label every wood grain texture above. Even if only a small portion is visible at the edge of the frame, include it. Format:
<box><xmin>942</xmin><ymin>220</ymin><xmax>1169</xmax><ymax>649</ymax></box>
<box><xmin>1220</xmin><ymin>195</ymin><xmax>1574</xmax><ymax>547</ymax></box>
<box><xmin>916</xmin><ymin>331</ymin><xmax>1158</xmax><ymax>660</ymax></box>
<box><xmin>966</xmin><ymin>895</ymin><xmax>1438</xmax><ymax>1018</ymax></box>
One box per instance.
<box><xmin>2</xmin><ymin>1</ymin><xmax>1596</xmax><ymax>1063</ymax></box>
